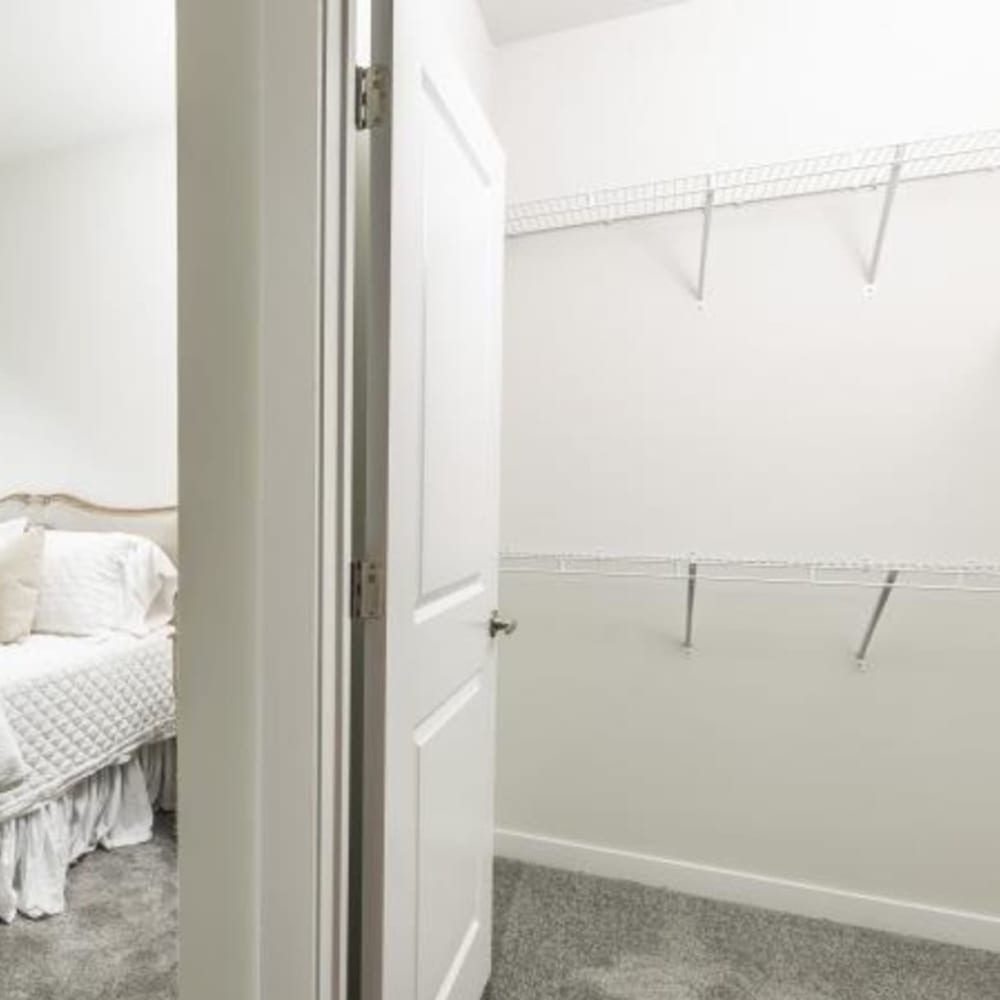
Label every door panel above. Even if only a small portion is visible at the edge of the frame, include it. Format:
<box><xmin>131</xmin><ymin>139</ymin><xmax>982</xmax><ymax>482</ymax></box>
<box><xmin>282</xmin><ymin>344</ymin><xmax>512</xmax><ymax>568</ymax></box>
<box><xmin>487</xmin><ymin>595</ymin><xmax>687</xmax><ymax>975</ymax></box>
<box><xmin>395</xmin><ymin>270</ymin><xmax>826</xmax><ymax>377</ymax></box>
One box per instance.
<box><xmin>416</xmin><ymin>672</ymin><xmax>493</xmax><ymax>1000</ymax></box>
<box><xmin>365</xmin><ymin>2</ymin><xmax>506</xmax><ymax>999</ymax></box>
<box><xmin>419</xmin><ymin>74</ymin><xmax>493</xmax><ymax>603</ymax></box>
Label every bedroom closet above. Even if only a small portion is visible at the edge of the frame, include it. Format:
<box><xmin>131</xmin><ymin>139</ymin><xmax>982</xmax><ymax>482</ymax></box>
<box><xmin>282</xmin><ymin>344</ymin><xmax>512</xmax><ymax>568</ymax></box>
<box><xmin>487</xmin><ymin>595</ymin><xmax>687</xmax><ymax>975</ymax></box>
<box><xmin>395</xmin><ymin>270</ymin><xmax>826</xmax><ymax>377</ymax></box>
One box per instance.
<box><xmin>470</xmin><ymin>1</ymin><xmax>1000</xmax><ymax>997</ymax></box>
<box><xmin>0</xmin><ymin>3</ymin><xmax>179</xmax><ymax>999</ymax></box>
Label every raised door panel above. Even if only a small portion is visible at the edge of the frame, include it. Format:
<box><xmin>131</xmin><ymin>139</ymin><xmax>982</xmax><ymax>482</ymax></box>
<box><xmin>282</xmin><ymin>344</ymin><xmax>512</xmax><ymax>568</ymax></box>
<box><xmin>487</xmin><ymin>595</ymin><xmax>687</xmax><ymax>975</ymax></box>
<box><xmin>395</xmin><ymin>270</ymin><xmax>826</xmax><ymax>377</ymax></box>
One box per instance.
<box><xmin>417</xmin><ymin>71</ymin><xmax>494</xmax><ymax>612</ymax></box>
<box><xmin>415</xmin><ymin>672</ymin><xmax>494</xmax><ymax>1000</ymax></box>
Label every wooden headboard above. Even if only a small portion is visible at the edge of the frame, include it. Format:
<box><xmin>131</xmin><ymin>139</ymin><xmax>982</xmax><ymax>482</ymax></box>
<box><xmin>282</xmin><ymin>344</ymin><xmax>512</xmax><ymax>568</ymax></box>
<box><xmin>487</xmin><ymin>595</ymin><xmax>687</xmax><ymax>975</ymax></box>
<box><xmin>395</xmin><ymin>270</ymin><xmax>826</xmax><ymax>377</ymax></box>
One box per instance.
<box><xmin>0</xmin><ymin>493</ymin><xmax>178</xmax><ymax>565</ymax></box>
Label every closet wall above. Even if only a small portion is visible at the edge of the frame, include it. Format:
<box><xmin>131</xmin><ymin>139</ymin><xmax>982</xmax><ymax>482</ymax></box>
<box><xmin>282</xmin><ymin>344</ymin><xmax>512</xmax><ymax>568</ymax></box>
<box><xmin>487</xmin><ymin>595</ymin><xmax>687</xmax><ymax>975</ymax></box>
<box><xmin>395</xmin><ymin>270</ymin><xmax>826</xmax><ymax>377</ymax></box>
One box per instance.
<box><xmin>493</xmin><ymin>0</ymin><xmax>1000</xmax><ymax>948</ymax></box>
<box><xmin>0</xmin><ymin>126</ymin><xmax>177</xmax><ymax>506</ymax></box>
<box><xmin>495</xmin><ymin>0</ymin><xmax>1000</xmax><ymax>202</ymax></box>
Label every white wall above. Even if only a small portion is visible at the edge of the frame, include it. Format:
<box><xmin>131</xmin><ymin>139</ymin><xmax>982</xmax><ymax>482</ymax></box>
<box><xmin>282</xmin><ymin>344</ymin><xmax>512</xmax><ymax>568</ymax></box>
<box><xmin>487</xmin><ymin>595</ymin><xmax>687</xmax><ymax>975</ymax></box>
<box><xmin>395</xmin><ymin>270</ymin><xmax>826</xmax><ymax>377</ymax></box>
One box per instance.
<box><xmin>0</xmin><ymin>0</ymin><xmax>175</xmax><ymax>162</ymax></box>
<box><xmin>493</xmin><ymin>0</ymin><xmax>1000</xmax><ymax>945</ymax></box>
<box><xmin>502</xmin><ymin>176</ymin><xmax>1000</xmax><ymax>564</ymax></box>
<box><xmin>496</xmin><ymin>0</ymin><xmax>1000</xmax><ymax>202</ymax></box>
<box><xmin>0</xmin><ymin>126</ymin><xmax>177</xmax><ymax>505</ymax></box>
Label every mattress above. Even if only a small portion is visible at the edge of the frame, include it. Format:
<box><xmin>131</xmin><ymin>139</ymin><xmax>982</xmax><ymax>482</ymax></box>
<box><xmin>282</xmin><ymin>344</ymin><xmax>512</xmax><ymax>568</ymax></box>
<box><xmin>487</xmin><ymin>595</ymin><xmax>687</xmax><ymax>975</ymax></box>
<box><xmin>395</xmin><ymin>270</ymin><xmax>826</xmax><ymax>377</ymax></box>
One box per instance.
<box><xmin>0</xmin><ymin>631</ymin><xmax>175</xmax><ymax>823</ymax></box>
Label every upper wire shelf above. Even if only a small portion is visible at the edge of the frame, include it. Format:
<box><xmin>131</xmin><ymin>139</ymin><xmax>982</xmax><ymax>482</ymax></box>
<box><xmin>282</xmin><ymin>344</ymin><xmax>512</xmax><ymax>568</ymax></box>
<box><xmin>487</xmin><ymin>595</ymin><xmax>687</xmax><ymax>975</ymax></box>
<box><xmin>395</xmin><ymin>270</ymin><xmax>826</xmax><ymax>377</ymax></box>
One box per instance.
<box><xmin>505</xmin><ymin>129</ymin><xmax>1000</xmax><ymax>237</ymax></box>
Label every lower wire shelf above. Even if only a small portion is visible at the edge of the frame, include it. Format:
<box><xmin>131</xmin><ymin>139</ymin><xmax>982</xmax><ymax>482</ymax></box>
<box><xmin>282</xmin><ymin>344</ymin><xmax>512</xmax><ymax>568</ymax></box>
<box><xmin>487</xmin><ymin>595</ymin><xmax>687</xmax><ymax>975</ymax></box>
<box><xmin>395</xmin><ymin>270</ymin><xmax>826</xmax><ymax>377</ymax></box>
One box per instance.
<box><xmin>500</xmin><ymin>550</ymin><xmax>1000</xmax><ymax>669</ymax></box>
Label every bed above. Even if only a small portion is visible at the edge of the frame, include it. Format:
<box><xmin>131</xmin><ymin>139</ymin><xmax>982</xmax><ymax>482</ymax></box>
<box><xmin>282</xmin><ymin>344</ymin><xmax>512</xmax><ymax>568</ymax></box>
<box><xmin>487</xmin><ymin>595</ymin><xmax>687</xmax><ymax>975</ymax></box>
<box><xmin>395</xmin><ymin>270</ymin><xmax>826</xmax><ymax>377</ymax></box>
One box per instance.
<box><xmin>0</xmin><ymin>494</ymin><xmax>178</xmax><ymax>923</ymax></box>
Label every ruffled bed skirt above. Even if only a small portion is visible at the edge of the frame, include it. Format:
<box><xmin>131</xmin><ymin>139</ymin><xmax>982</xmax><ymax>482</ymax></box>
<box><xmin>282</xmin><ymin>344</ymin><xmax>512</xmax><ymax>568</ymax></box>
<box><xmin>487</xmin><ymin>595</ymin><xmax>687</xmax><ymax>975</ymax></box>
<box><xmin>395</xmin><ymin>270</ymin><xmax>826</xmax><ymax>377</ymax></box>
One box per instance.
<box><xmin>0</xmin><ymin>739</ymin><xmax>176</xmax><ymax>923</ymax></box>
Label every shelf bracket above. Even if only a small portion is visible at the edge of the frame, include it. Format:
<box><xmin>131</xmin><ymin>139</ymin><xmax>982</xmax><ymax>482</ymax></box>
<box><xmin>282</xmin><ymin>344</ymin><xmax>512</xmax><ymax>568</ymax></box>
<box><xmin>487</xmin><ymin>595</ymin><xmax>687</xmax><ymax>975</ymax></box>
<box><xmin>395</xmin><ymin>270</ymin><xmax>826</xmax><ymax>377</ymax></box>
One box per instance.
<box><xmin>865</xmin><ymin>144</ymin><xmax>906</xmax><ymax>294</ymax></box>
<box><xmin>683</xmin><ymin>561</ymin><xmax>698</xmax><ymax>652</ymax></box>
<box><xmin>696</xmin><ymin>178</ymin><xmax>715</xmax><ymax>306</ymax></box>
<box><xmin>855</xmin><ymin>569</ymin><xmax>899</xmax><ymax>669</ymax></box>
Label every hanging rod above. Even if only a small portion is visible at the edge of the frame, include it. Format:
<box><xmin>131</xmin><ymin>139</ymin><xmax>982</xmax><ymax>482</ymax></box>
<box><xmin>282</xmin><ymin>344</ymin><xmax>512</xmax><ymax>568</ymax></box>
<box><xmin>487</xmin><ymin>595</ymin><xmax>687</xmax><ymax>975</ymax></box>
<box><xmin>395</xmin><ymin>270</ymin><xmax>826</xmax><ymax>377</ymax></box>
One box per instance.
<box><xmin>505</xmin><ymin>128</ymin><xmax>1000</xmax><ymax>237</ymax></box>
<box><xmin>500</xmin><ymin>551</ymin><xmax>1000</xmax><ymax>594</ymax></box>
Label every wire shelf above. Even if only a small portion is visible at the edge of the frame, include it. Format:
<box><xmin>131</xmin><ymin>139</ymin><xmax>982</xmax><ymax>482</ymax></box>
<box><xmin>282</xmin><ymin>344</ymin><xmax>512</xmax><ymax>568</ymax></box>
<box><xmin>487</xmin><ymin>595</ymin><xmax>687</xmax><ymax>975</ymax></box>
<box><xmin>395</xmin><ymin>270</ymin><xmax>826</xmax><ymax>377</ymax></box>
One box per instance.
<box><xmin>505</xmin><ymin>129</ymin><xmax>1000</xmax><ymax>237</ymax></box>
<box><xmin>500</xmin><ymin>551</ymin><xmax>1000</xmax><ymax>594</ymax></box>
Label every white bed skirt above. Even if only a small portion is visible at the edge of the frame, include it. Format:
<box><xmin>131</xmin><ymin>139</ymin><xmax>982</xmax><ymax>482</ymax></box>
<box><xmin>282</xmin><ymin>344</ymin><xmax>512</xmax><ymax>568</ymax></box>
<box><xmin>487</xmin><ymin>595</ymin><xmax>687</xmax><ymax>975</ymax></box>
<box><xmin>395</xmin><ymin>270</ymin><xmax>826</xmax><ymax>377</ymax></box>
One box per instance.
<box><xmin>0</xmin><ymin>739</ymin><xmax>176</xmax><ymax>923</ymax></box>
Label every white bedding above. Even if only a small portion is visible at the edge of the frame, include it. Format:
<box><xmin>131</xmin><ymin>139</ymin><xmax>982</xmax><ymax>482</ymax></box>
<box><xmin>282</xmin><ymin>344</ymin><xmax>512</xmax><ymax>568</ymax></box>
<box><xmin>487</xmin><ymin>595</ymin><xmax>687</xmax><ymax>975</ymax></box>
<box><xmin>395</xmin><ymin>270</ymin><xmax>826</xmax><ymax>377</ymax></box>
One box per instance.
<box><xmin>0</xmin><ymin>631</ymin><xmax>175</xmax><ymax>824</ymax></box>
<box><xmin>0</xmin><ymin>704</ymin><xmax>26</xmax><ymax>795</ymax></box>
<box><xmin>0</xmin><ymin>741</ymin><xmax>175</xmax><ymax>922</ymax></box>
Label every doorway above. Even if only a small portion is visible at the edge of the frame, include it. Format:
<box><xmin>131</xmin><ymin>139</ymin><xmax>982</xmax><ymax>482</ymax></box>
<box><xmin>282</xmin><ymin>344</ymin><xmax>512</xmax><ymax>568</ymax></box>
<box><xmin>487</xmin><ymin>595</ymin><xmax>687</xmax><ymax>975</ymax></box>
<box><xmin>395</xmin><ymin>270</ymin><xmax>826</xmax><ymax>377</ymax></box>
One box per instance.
<box><xmin>352</xmin><ymin>2</ymin><xmax>1000</xmax><ymax>999</ymax></box>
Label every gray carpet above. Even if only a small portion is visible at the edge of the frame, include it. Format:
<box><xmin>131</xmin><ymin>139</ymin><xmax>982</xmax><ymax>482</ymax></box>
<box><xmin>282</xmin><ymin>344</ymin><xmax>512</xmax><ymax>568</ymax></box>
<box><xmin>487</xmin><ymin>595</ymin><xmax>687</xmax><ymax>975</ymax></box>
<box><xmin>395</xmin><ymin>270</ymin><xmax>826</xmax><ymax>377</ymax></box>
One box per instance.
<box><xmin>487</xmin><ymin>858</ymin><xmax>1000</xmax><ymax>1000</ymax></box>
<box><xmin>0</xmin><ymin>814</ymin><xmax>177</xmax><ymax>1000</ymax></box>
<box><xmin>3</xmin><ymin>832</ymin><xmax>998</xmax><ymax>1000</ymax></box>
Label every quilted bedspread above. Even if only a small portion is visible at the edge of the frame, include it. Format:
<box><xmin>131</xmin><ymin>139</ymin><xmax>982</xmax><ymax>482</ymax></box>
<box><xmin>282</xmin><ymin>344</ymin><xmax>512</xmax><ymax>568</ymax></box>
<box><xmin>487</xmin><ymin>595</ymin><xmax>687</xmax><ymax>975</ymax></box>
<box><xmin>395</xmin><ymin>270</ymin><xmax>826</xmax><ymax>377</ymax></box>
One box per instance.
<box><xmin>0</xmin><ymin>703</ymin><xmax>26</xmax><ymax>794</ymax></box>
<box><xmin>0</xmin><ymin>631</ymin><xmax>175</xmax><ymax>823</ymax></box>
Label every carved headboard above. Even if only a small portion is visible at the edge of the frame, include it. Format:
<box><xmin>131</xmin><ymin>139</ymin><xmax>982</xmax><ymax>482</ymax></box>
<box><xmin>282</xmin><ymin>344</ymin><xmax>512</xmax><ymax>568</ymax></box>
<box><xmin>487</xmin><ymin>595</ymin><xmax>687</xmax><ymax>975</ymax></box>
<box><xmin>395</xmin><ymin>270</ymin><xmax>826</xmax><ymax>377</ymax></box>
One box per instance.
<box><xmin>0</xmin><ymin>493</ymin><xmax>178</xmax><ymax>566</ymax></box>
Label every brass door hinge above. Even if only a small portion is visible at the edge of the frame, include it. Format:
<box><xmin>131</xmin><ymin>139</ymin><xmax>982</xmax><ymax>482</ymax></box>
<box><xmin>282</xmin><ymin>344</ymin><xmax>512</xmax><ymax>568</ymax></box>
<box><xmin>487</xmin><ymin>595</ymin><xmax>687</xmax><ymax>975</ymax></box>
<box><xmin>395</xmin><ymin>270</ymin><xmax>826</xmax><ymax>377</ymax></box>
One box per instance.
<box><xmin>355</xmin><ymin>65</ymin><xmax>389</xmax><ymax>130</ymax></box>
<box><xmin>350</xmin><ymin>560</ymin><xmax>385</xmax><ymax>620</ymax></box>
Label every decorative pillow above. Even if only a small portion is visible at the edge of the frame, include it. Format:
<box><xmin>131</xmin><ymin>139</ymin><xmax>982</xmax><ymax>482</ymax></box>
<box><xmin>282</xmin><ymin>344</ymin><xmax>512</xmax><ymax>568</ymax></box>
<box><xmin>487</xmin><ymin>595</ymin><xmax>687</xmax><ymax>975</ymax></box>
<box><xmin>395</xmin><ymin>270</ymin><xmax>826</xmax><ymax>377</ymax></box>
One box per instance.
<box><xmin>0</xmin><ymin>517</ymin><xmax>28</xmax><ymax>544</ymax></box>
<box><xmin>33</xmin><ymin>530</ymin><xmax>178</xmax><ymax>637</ymax></box>
<box><xmin>0</xmin><ymin>529</ymin><xmax>45</xmax><ymax>644</ymax></box>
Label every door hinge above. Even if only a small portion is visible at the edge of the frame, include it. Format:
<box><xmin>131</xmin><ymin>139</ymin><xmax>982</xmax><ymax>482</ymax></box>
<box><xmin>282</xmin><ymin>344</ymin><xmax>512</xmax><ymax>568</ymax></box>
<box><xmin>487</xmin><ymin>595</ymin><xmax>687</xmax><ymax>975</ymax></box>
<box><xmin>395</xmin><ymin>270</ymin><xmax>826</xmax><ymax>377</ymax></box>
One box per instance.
<box><xmin>350</xmin><ymin>560</ymin><xmax>385</xmax><ymax>620</ymax></box>
<box><xmin>355</xmin><ymin>65</ymin><xmax>390</xmax><ymax>131</ymax></box>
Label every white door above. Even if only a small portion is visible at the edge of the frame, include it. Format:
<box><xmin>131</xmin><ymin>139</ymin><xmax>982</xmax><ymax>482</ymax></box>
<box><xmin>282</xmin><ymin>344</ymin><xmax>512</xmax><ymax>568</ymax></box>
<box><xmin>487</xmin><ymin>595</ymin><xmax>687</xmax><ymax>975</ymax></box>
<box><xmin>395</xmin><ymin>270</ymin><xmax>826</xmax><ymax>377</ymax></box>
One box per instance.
<box><xmin>361</xmin><ymin>2</ymin><xmax>507</xmax><ymax>999</ymax></box>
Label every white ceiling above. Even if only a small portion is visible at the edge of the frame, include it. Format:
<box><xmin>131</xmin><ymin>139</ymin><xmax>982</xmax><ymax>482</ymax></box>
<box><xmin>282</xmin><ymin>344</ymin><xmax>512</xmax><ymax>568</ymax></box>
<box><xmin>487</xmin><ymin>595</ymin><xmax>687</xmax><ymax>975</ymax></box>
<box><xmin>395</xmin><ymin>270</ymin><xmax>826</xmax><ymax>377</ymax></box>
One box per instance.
<box><xmin>479</xmin><ymin>0</ymin><xmax>689</xmax><ymax>44</ymax></box>
<box><xmin>0</xmin><ymin>0</ymin><xmax>174</xmax><ymax>163</ymax></box>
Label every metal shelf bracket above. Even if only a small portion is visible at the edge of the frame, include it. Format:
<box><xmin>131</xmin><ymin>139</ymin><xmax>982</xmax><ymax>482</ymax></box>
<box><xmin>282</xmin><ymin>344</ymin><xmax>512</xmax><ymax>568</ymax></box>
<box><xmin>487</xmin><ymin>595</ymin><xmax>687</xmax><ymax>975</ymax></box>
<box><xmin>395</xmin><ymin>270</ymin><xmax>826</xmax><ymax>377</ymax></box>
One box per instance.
<box><xmin>683</xmin><ymin>561</ymin><xmax>698</xmax><ymax>652</ymax></box>
<box><xmin>865</xmin><ymin>143</ymin><xmax>907</xmax><ymax>295</ymax></box>
<box><xmin>855</xmin><ymin>569</ymin><xmax>900</xmax><ymax>670</ymax></box>
<box><xmin>696</xmin><ymin>179</ymin><xmax>715</xmax><ymax>307</ymax></box>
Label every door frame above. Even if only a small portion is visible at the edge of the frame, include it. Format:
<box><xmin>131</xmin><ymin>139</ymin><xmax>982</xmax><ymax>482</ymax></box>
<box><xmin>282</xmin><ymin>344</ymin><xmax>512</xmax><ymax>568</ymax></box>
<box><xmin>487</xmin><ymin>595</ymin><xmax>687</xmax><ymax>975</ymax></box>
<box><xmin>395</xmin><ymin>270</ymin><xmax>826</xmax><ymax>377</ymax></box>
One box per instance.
<box><xmin>176</xmin><ymin>0</ymin><xmax>356</xmax><ymax>997</ymax></box>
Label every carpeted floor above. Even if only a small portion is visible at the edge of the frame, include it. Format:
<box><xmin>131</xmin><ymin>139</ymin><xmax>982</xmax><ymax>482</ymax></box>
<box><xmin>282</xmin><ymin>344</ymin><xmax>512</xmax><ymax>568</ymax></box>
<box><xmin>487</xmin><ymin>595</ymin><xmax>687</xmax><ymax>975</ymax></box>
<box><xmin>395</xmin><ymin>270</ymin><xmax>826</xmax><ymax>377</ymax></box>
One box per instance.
<box><xmin>3</xmin><ymin>832</ymin><xmax>999</xmax><ymax>1000</ymax></box>
<box><xmin>486</xmin><ymin>858</ymin><xmax>1000</xmax><ymax>1000</ymax></box>
<box><xmin>0</xmin><ymin>814</ymin><xmax>177</xmax><ymax>1000</ymax></box>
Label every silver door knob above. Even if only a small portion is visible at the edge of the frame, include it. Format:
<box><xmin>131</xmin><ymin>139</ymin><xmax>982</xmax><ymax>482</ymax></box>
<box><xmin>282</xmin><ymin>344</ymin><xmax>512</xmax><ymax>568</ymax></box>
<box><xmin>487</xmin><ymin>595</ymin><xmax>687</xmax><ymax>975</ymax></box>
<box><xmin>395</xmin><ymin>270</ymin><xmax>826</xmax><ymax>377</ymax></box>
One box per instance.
<box><xmin>489</xmin><ymin>610</ymin><xmax>518</xmax><ymax>638</ymax></box>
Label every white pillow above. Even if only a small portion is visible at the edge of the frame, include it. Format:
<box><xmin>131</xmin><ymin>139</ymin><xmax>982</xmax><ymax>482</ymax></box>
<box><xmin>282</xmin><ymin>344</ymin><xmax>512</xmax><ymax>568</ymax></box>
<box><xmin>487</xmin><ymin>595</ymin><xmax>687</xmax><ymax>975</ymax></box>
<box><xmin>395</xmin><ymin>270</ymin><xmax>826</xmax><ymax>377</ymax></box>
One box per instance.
<box><xmin>34</xmin><ymin>530</ymin><xmax>178</xmax><ymax>637</ymax></box>
<box><xmin>0</xmin><ymin>528</ymin><xmax>45</xmax><ymax>643</ymax></box>
<box><xmin>0</xmin><ymin>517</ymin><xmax>28</xmax><ymax>543</ymax></box>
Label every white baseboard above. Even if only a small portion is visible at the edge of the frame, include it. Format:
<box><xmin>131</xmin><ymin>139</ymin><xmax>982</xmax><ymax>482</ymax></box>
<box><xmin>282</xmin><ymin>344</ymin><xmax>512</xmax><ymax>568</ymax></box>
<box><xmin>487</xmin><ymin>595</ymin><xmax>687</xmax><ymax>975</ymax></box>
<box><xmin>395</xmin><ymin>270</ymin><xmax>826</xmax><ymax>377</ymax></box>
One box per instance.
<box><xmin>495</xmin><ymin>828</ymin><xmax>1000</xmax><ymax>954</ymax></box>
